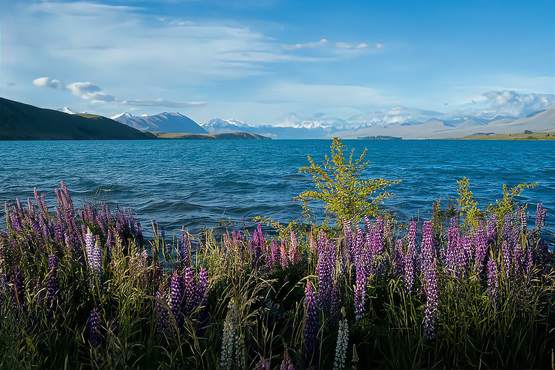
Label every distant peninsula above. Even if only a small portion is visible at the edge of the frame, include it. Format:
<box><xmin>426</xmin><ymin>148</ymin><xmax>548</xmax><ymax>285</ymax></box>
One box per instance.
<box><xmin>462</xmin><ymin>130</ymin><xmax>555</xmax><ymax>140</ymax></box>
<box><xmin>357</xmin><ymin>135</ymin><xmax>402</xmax><ymax>140</ymax></box>
<box><xmin>155</xmin><ymin>132</ymin><xmax>270</xmax><ymax>140</ymax></box>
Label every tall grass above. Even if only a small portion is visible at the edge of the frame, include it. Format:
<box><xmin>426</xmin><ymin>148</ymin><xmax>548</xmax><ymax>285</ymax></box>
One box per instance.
<box><xmin>0</xmin><ymin>182</ymin><xmax>553</xmax><ymax>369</ymax></box>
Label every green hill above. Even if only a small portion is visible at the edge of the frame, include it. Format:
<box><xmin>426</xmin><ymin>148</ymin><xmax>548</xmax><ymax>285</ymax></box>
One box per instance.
<box><xmin>0</xmin><ymin>97</ymin><xmax>154</xmax><ymax>140</ymax></box>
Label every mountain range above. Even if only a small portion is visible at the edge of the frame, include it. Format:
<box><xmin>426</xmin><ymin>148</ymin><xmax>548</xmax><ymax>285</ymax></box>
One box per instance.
<box><xmin>194</xmin><ymin>90</ymin><xmax>555</xmax><ymax>139</ymax></box>
<box><xmin>111</xmin><ymin>112</ymin><xmax>207</xmax><ymax>134</ymax></box>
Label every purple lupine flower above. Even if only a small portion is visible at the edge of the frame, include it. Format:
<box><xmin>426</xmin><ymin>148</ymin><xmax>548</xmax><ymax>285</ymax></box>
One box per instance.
<box><xmin>420</xmin><ymin>221</ymin><xmax>434</xmax><ymax>271</ymax></box>
<box><xmin>170</xmin><ymin>270</ymin><xmax>183</xmax><ymax>325</ymax></box>
<box><xmin>268</xmin><ymin>240</ymin><xmax>279</xmax><ymax>268</ymax></box>
<box><xmin>303</xmin><ymin>281</ymin><xmax>319</xmax><ymax>360</ymax></box>
<box><xmin>423</xmin><ymin>257</ymin><xmax>439</xmax><ymax>339</ymax></box>
<box><xmin>487</xmin><ymin>258</ymin><xmax>498</xmax><ymax>304</ymax></box>
<box><xmin>88</xmin><ymin>307</ymin><xmax>102</xmax><ymax>346</ymax></box>
<box><xmin>256</xmin><ymin>358</ymin><xmax>271</xmax><ymax>370</ymax></box>
<box><xmin>486</xmin><ymin>215</ymin><xmax>497</xmax><ymax>243</ymax></box>
<box><xmin>394</xmin><ymin>239</ymin><xmax>405</xmax><ymax>277</ymax></box>
<box><xmin>524</xmin><ymin>246</ymin><xmax>533</xmax><ymax>274</ymax></box>
<box><xmin>182</xmin><ymin>267</ymin><xmax>196</xmax><ymax>314</ymax></box>
<box><xmin>455</xmin><ymin>236</ymin><xmax>470</xmax><ymax>277</ymax></box>
<box><xmin>501</xmin><ymin>241</ymin><xmax>511</xmax><ymax>278</ymax></box>
<box><xmin>280</xmin><ymin>240</ymin><xmax>288</xmax><ymax>268</ymax></box>
<box><xmin>316</xmin><ymin>235</ymin><xmax>335</xmax><ymax>313</ymax></box>
<box><xmin>289</xmin><ymin>231</ymin><xmax>299</xmax><ymax>264</ymax></box>
<box><xmin>513</xmin><ymin>239</ymin><xmax>523</xmax><ymax>276</ymax></box>
<box><xmin>179</xmin><ymin>229</ymin><xmax>191</xmax><ymax>266</ymax></box>
<box><xmin>354</xmin><ymin>227</ymin><xmax>364</xmax><ymax>265</ymax></box>
<box><xmin>12</xmin><ymin>268</ymin><xmax>24</xmax><ymax>307</ymax></box>
<box><xmin>47</xmin><ymin>255</ymin><xmax>59</xmax><ymax>305</ymax></box>
<box><xmin>280</xmin><ymin>351</ymin><xmax>295</xmax><ymax>370</ymax></box>
<box><xmin>519</xmin><ymin>206</ymin><xmax>527</xmax><ymax>231</ymax></box>
<box><xmin>196</xmin><ymin>267</ymin><xmax>209</xmax><ymax>308</ymax></box>
<box><xmin>535</xmin><ymin>203</ymin><xmax>546</xmax><ymax>230</ymax></box>
<box><xmin>85</xmin><ymin>230</ymin><xmax>102</xmax><ymax>277</ymax></box>
<box><xmin>155</xmin><ymin>285</ymin><xmax>169</xmax><ymax>336</ymax></box>
<box><xmin>354</xmin><ymin>263</ymin><xmax>367</xmax><ymax>320</ymax></box>
<box><xmin>474</xmin><ymin>225</ymin><xmax>488</xmax><ymax>276</ymax></box>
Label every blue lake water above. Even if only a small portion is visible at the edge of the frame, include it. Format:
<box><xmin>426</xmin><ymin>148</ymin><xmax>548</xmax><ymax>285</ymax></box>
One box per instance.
<box><xmin>0</xmin><ymin>140</ymin><xmax>554</xmax><ymax>238</ymax></box>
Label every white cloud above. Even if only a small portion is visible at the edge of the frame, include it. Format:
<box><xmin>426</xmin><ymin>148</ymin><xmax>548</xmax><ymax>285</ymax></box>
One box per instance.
<box><xmin>335</xmin><ymin>42</ymin><xmax>369</xmax><ymax>50</ymax></box>
<box><xmin>283</xmin><ymin>38</ymin><xmax>328</xmax><ymax>50</ymax></box>
<box><xmin>32</xmin><ymin>77</ymin><xmax>64</xmax><ymax>89</ymax></box>
<box><xmin>33</xmin><ymin>77</ymin><xmax>203</xmax><ymax>107</ymax></box>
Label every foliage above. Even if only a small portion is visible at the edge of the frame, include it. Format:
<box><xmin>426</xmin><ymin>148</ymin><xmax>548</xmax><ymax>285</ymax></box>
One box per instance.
<box><xmin>0</xmin><ymin>183</ymin><xmax>553</xmax><ymax>369</ymax></box>
<box><xmin>457</xmin><ymin>177</ymin><xmax>483</xmax><ymax>229</ymax></box>
<box><xmin>296</xmin><ymin>137</ymin><xmax>399</xmax><ymax>224</ymax></box>
<box><xmin>488</xmin><ymin>182</ymin><xmax>537</xmax><ymax>225</ymax></box>
<box><xmin>457</xmin><ymin>177</ymin><xmax>536</xmax><ymax>230</ymax></box>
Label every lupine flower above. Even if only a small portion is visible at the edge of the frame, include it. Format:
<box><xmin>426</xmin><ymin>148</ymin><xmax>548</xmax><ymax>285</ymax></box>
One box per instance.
<box><xmin>487</xmin><ymin>215</ymin><xmax>497</xmax><ymax>242</ymax></box>
<box><xmin>316</xmin><ymin>236</ymin><xmax>335</xmax><ymax>313</ymax></box>
<box><xmin>354</xmin><ymin>263</ymin><xmax>367</xmax><ymax>320</ymax></box>
<box><xmin>47</xmin><ymin>255</ymin><xmax>59</xmax><ymax>305</ymax></box>
<box><xmin>280</xmin><ymin>240</ymin><xmax>288</xmax><ymax>268</ymax></box>
<box><xmin>333</xmin><ymin>318</ymin><xmax>349</xmax><ymax>370</ymax></box>
<box><xmin>170</xmin><ymin>270</ymin><xmax>183</xmax><ymax>325</ymax></box>
<box><xmin>474</xmin><ymin>226</ymin><xmax>487</xmax><ymax>276</ymax></box>
<box><xmin>196</xmin><ymin>267</ymin><xmax>209</xmax><ymax>308</ymax></box>
<box><xmin>303</xmin><ymin>281</ymin><xmax>319</xmax><ymax>360</ymax></box>
<box><xmin>256</xmin><ymin>358</ymin><xmax>271</xmax><ymax>370</ymax></box>
<box><xmin>182</xmin><ymin>267</ymin><xmax>196</xmax><ymax>314</ymax></box>
<box><xmin>519</xmin><ymin>206</ymin><xmax>527</xmax><ymax>231</ymax></box>
<box><xmin>455</xmin><ymin>236</ymin><xmax>470</xmax><ymax>277</ymax></box>
<box><xmin>524</xmin><ymin>246</ymin><xmax>533</xmax><ymax>274</ymax></box>
<box><xmin>289</xmin><ymin>231</ymin><xmax>299</xmax><ymax>264</ymax></box>
<box><xmin>535</xmin><ymin>203</ymin><xmax>546</xmax><ymax>230</ymax></box>
<box><xmin>267</xmin><ymin>240</ymin><xmax>277</xmax><ymax>268</ymax></box>
<box><xmin>420</xmin><ymin>221</ymin><xmax>434</xmax><ymax>271</ymax></box>
<box><xmin>487</xmin><ymin>258</ymin><xmax>498</xmax><ymax>304</ymax></box>
<box><xmin>155</xmin><ymin>285</ymin><xmax>169</xmax><ymax>336</ymax></box>
<box><xmin>280</xmin><ymin>350</ymin><xmax>295</xmax><ymax>370</ymax></box>
<box><xmin>423</xmin><ymin>256</ymin><xmax>439</xmax><ymax>339</ymax></box>
<box><xmin>12</xmin><ymin>268</ymin><xmax>24</xmax><ymax>307</ymax></box>
<box><xmin>84</xmin><ymin>229</ymin><xmax>102</xmax><ymax>276</ymax></box>
<box><xmin>404</xmin><ymin>220</ymin><xmax>417</xmax><ymax>293</ymax></box>
<box><xmin>502</xmin><ymin>241</ymin><xmax>511</xmax><ymax>278</ymax></box>
<box><xmin>87</xmin><ymin>307</ymin><xmax>102</xmax><ymax>346</ymax></box>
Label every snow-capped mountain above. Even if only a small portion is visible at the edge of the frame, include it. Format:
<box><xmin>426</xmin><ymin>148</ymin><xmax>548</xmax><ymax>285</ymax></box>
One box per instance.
<box><xmin>59</xmin><ymin>107</ymin><xmax>77</xmax><ymax>115</ymax></box>
<box><xmin>112</xmin><ymin>112</ymin><xmax>206</xmax><ymax>134</ymax></box>
<box><xmin>202</xmin><ymin>118</ymin><xmax>252</xmax><ymax>132</ymax></box>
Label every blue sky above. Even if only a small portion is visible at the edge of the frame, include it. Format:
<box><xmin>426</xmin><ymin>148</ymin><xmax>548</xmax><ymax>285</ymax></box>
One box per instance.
<box><xmin>0</xmin><ymin>0</ymin><xmax>554</xmax><ymax>123</ymax></box>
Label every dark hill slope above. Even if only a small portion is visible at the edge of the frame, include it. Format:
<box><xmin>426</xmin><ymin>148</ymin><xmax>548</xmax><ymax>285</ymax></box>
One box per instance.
<box><xmin>0</xmin><ymin>97</ymin><xmax>153</xmax><ymax>140</ymax></box>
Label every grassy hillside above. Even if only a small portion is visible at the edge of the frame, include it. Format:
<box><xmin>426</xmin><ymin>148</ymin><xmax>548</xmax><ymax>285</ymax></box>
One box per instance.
<box><xmin>155</xmin><ymin>131</ymin><xmax>270</xmax><ymax>140</ymax></box>
<box><xmin>0</xmin><ymin>97</ymin><xmax>154</xmax><ymax>140</ymax></box>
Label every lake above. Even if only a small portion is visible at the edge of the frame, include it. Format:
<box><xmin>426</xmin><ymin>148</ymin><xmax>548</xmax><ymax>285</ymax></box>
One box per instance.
<box><xmin>1</xmin><ymin>139</ymin><xmax>554</xmax><ymax>237</ymax></box>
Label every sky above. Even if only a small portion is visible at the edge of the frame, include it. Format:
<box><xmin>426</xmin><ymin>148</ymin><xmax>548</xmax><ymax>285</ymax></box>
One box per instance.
<box><xmin>0</xmin><ymin>0</ymin><xmax>554</xmax><ymax>124</ymax></box>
